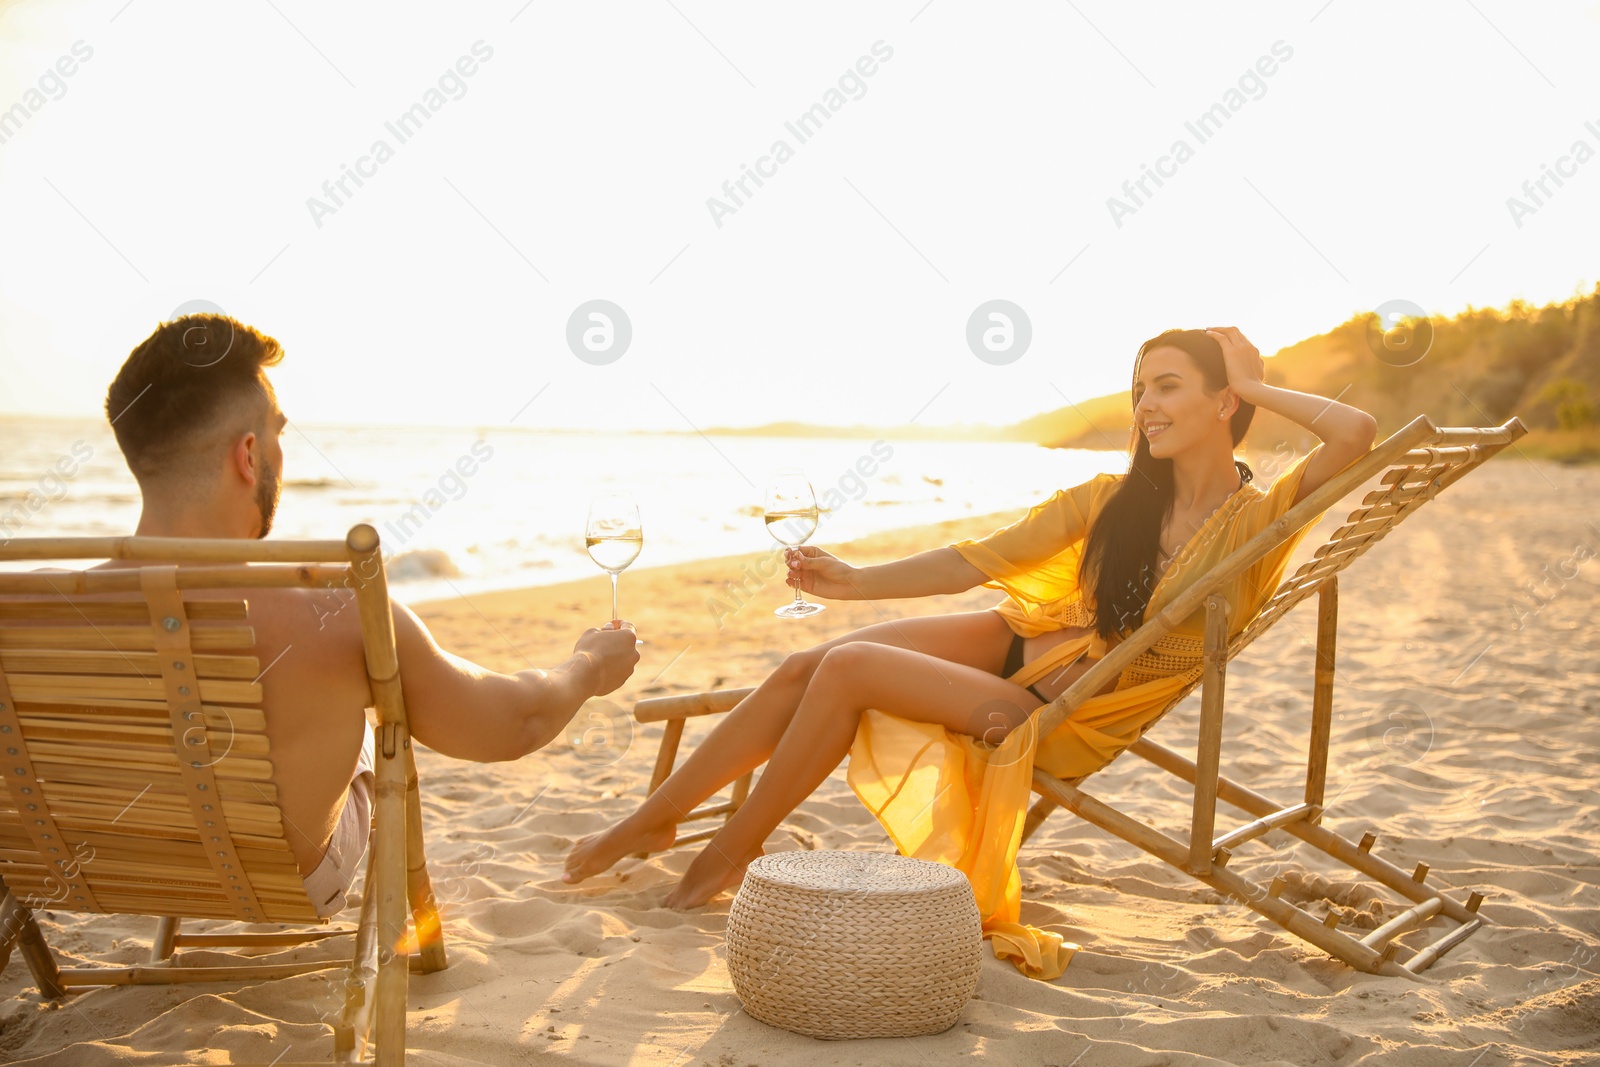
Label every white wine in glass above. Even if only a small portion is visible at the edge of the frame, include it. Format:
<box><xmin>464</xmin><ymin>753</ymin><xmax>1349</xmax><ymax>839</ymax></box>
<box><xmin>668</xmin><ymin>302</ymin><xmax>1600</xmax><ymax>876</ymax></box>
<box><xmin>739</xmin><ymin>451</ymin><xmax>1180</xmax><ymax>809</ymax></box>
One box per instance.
<box><xmin>586</xmin><ymin>493</ymin><xmax>642</xmax><ymax>630</ymax></box>
<box><xmin>764</xmin><ymin>470</ymin><xmax>825</xmax><ymax>618</ymax></box>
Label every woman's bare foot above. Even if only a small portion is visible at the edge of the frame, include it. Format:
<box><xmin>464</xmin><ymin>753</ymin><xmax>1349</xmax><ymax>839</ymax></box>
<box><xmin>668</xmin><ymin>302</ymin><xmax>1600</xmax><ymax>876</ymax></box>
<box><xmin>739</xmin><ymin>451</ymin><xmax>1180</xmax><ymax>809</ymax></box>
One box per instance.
<box><xmin>662</xmin><ymin>845</ymin><xmax>764</xmax><ymax>909</ymax></box>
<box><xmin>562</xmin><ymin>816</ymin><xmax>677</xmax><ymax>884</ymax></box>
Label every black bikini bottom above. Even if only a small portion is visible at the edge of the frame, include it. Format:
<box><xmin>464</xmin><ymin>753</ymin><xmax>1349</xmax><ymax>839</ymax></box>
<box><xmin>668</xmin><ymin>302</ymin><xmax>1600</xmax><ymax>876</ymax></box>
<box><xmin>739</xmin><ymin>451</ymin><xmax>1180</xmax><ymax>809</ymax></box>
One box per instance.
<box><xmin>1003</xmin><ymin>631</ymin><xmax>1053</xmax><ymax>704</ymax></box>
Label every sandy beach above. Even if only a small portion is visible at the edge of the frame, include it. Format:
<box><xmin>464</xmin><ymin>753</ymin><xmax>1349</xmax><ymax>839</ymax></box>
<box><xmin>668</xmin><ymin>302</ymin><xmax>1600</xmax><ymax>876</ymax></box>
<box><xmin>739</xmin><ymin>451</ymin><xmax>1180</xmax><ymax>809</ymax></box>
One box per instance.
<box><xmin>1</xmin><ymin>453</ymin><xmax>1597</xmax><ymax>1066</ymax></box>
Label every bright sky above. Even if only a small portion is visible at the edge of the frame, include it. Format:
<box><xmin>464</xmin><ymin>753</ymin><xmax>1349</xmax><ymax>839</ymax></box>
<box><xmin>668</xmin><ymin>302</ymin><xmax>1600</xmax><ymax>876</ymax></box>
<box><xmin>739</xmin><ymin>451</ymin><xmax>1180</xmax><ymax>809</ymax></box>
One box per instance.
<box><xmin>1</xmin><ymin>0</ymin><xmax>1597</xmax><ymax>433</ymax></box>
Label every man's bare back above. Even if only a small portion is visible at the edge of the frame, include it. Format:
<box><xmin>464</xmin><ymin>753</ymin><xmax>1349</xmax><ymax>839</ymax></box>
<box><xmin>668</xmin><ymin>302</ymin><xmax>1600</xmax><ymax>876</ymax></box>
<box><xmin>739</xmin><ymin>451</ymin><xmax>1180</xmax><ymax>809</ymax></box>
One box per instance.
<box><xmin>238</xmin><ymin>585</ymin><xmax>377</xmax><ymax>877</ymax></box>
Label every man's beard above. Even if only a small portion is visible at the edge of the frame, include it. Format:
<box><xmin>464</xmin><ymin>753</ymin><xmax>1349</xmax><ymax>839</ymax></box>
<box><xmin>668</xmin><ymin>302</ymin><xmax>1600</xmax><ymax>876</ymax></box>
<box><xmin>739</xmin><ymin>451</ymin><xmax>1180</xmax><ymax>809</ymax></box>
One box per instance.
<box><xmin>255</xmin><ymin>458</ymin><xmax>281</xmax><ymax>538</ymax></box>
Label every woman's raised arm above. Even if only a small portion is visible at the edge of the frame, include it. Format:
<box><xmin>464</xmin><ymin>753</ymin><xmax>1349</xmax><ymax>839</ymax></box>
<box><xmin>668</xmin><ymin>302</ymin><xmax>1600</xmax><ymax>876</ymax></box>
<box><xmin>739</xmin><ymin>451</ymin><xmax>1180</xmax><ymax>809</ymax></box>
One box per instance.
<box><xmin>1208</xmin><ymin>326</ymin><xmax>1379</xmax><ymax>507</ymax></box>
<box><xmin>786</xmin><ymin>544</ymin><xmax>989</xmax><ymax>601</ymax></box>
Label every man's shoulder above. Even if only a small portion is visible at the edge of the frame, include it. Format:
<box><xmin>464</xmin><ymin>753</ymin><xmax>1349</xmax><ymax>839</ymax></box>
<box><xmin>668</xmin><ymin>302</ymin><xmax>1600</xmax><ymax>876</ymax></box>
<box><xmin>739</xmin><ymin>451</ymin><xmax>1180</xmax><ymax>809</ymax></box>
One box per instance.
<box><xmin>243</xmin><ymin>583</ymin><xmax>370</xmax><ymax>647</ymax></box>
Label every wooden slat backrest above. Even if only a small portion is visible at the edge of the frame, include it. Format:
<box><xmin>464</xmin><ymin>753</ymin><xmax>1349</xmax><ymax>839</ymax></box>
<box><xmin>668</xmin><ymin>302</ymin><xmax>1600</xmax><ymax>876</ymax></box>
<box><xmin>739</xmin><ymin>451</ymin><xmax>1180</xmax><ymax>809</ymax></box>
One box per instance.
<box><xmin>0</xmin><ymin>545</ymin><xmax>359</xmax><ymax>927</ymax></box>
<box><xmin>0</xmin><ymin>592</ymin><xmax>317</xmax><ymax>923</ymax></box>
<box><xmin>1228</xmin><ymin>434</ymin><xmax>1519</xmax><ymax>660</ymax></box>
<box><xmin>0</xmin><ymin>625</ymin><xmax>259</xmax><ymax>652</ymax></box>
<box><xmin>1046</xmin><ymin>416</ymin><xmax>1528</xmax><ymax>779</ymax></box>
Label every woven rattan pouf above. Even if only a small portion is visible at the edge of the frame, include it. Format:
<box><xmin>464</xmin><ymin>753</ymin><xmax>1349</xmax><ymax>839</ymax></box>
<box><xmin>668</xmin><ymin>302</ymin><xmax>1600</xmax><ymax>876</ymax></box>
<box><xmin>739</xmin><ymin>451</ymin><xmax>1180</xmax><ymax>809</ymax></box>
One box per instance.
<box><xmin>725</xmin><ymin>850</ymin><xmax>983</xmax><ymax>1039</ymax></box>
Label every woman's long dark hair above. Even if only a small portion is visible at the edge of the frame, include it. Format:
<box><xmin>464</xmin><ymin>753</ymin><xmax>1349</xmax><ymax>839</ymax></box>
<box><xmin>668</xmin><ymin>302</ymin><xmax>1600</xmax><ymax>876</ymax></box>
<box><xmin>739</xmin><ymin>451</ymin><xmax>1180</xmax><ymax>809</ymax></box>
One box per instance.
<box><xmin>1078</xmin><ymin>329</ymin><xmax>1257</xmax><ymax>642</ymax></box>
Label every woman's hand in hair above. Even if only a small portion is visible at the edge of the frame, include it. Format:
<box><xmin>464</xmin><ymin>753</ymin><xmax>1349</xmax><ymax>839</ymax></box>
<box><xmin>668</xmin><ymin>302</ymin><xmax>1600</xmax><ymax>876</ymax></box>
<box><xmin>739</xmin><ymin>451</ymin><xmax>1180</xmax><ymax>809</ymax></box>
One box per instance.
<box><xmin>785</xmin><ymin>545</ymin><xmax>860</xmax><ymax>601</ymax></box>
<box><xmin>1205</xmin><ymin>326</ymin><xmax>1266</xmax><ymax>398</ymax></box>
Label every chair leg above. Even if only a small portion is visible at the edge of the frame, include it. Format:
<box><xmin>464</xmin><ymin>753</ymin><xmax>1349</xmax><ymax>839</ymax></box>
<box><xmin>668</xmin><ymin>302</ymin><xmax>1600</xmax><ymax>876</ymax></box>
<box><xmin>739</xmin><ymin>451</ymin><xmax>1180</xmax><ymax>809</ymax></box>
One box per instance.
<box><xmin>1305</xmin><ymin>578</ymin><xmax>1337</xmax><ymax>808</ymax></box>
<box><xmin>1131</xmin><ymin>737</ymin><xmax>1484</xmax><ymax>928</ymax></box>
<box><xmin>336</xmin><ymin>831</ymin><xmax>383</xmax><ymax>1062</ymax></box>
<box><xmin>151</xmin><ymin>916</ymin><xmax>181</xmax><ymax>962</ymax></box>
<box><xmin>635</xmin><ymin>718</ymin><xmax>687</xmax><ymax>858</ymax></box>
<box><xmin>371</xmin><ymin>727</ymin><xmax>410</xmax><ymax>1067</ymax></box>
<box><xmin>727</xmin><ymin>771</ymin><xmax>752</xmax><ymax>816</ymax></box>
<box><xmin>0</xmin><ymin>888</ymin><xmax>68</xmax><ymax>998</ymax></box>
<box><xmin>648</xmin><ymin>719</ymin><xmax>686</xmax><ymax>795</ymax></box>
<box><xmin>0</xmin><ymin>889</ymin><xmax>18</xmax><ymax>974</ymax></box>
<box><xmin>1188</xmin><ymin>594</ymin><xmax>1230</xmax><ymax>876</ymax></box>
<box><xmin>1032</xmin><ymin>771</ymin><xmax>1411</xmax><ymax>977</ymax></box>
<box><xmin>403</xmin><ymin>744</ymin><xmax>447</xmax><ymax>974</ymax></box>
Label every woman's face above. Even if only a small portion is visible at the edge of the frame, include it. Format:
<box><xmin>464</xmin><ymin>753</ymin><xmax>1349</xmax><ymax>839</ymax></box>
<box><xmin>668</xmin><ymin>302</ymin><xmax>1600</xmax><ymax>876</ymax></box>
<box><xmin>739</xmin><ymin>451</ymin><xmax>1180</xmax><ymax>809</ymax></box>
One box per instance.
<box><xmin>1133</xmin><ymin>346</ymin><xmax>1229</xmax><ymax>459</ymax></box>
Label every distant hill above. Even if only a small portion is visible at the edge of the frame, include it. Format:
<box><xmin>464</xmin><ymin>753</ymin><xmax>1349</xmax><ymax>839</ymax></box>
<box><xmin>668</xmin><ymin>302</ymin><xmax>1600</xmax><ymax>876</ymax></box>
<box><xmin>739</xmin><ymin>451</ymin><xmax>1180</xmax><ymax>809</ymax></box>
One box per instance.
<box><xmin>692</xmin><ymin>285</ymin><xmax>1600</xmax><ymax>462</ymax></box>
<box><xmin>1033</xmin><ymin>284</ymin><xmax>1600</xmax><ymax>462</ymax></box>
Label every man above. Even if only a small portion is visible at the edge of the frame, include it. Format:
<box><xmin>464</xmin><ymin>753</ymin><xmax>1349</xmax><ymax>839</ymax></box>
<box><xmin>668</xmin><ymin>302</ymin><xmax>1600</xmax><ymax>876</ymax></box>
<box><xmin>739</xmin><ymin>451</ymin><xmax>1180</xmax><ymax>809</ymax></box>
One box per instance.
<box><xmin>99</xmin><ymin>313</ymin><xmax>639</xmax><ymax>915</ymax></box>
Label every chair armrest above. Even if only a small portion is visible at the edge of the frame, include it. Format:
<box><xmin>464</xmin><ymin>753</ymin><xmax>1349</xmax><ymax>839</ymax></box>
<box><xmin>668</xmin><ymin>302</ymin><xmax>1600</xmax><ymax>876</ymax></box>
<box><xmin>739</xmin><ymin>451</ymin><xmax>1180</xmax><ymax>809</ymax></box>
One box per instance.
<box><xmin>635</xmin><ymin>688</ymin><xmax>755</xmax><ymax>723</ymax></box>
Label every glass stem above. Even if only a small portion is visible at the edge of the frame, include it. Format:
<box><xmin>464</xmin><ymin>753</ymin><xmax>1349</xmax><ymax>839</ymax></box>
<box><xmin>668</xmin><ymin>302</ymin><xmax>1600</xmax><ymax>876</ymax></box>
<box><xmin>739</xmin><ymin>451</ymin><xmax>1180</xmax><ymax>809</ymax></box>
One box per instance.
<box><xmin>610</xmin><ymin>571</ymin><xmax>619</xmax><ymax>626</ymax></box>
<box><xmin>792</xmin><ymin>559</ymin><xmax>806</xmax><ymax>609</ymax></box>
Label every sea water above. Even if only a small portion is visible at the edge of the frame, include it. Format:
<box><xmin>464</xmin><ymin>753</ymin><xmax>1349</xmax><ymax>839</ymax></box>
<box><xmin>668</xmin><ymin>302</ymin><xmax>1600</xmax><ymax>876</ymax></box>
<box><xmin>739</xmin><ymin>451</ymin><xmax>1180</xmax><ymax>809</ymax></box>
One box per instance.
<box><xmin>0</xmin><ymin>416</ymin><xmax>1128</xmax><ymax>607</ymax></box>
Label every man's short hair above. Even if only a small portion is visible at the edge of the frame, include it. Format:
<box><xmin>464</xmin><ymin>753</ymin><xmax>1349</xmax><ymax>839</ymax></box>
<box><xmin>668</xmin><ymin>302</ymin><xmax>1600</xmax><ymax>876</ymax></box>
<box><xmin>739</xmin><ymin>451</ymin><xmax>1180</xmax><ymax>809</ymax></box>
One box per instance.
<box><xmin>106</xmin><ymin>314</ymin><xmax>284</xmax><ymax>483</ymax></box>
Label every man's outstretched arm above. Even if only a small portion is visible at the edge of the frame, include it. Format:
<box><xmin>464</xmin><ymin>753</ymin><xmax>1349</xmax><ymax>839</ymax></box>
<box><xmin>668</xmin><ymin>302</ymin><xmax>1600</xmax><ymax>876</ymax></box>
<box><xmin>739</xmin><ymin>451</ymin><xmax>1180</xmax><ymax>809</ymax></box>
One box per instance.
<box><xmin>387</xmin><ymin>602</ymin><xmax>639</xmax><ymax>762</ymax></box>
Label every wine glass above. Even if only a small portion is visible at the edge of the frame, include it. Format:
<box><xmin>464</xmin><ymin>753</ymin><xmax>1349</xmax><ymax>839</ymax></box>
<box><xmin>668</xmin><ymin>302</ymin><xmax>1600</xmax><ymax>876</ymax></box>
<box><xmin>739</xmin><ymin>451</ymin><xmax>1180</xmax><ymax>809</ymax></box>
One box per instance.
<box><xmin>764</xmin><ymin>470</ymin><xmax>825</xmax><ymax>618</ymax></box>
<box><xmin>586</xmin><ymin>493</ymin><xmax>642</xmax><ymax>631</ymax></box>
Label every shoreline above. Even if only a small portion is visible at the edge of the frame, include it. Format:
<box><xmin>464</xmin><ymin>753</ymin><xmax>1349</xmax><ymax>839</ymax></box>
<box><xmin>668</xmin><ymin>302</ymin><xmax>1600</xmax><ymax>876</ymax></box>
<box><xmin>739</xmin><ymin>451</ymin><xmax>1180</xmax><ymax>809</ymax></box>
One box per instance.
<box><xmin>408</xmin><ymin>505</ymin><xmax>1018</xmax><ymax>617</ymax></box>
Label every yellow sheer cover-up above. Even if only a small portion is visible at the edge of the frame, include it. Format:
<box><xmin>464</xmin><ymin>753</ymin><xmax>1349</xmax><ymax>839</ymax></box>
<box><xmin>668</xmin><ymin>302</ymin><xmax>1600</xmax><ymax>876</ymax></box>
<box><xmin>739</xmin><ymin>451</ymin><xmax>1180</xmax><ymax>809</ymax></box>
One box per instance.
<box><xmin>847</xmin><ymin>444</ymin><xmax>1360</xmax><ymax>980</ymax></box>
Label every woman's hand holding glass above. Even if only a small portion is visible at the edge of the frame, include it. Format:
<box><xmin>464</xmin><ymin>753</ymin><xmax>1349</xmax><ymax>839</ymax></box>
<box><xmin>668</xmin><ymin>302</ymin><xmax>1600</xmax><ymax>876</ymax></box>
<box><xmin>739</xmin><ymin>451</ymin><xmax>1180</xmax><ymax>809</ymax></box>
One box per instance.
<box><xmin>783</xmin><ymin>545</ymin><xmax>860</xmax><ymax>602</ymax></box>
<box><xmin>765</xmin><ymin>470</ymin><xmax>826</xmax><ymax>618</ymax></box>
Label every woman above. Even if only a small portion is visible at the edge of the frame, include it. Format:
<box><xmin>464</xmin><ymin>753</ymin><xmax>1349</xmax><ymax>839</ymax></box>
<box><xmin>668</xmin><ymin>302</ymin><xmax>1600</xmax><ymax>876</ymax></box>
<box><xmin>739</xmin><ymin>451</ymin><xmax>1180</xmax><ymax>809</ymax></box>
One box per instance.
<box><xmin>565</xmin><ymin>326</ymin><xmax>1378</xmax><ymax>977</ymax></box>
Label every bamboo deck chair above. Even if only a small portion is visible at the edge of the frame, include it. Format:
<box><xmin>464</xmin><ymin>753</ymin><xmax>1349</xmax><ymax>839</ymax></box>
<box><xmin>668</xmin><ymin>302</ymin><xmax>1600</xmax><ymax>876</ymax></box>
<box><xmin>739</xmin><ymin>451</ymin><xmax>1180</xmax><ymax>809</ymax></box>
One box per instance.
<box><xmin>632</xmin><ymin>415</ymin><xmax>1527</xmax><ymax>978</ymax></box>
<box><xmin>0</xmin><ymin>524</ymin><xmax>446</xmax><ymax>1066</ymax></box>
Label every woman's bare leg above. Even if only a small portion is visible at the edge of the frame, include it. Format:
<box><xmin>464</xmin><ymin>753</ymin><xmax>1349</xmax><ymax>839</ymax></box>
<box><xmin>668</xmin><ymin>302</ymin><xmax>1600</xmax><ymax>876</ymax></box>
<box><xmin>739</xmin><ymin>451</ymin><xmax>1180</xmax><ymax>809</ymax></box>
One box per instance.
<box><xmin>562</xmin><ymin>609</ymin><xmax>1012</xmax><ymax>882</ymax></box>
<box><xmin>662</xmin><ymin>640</ymin><xmax>1040</xmax><ymax>908</ymax></box>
